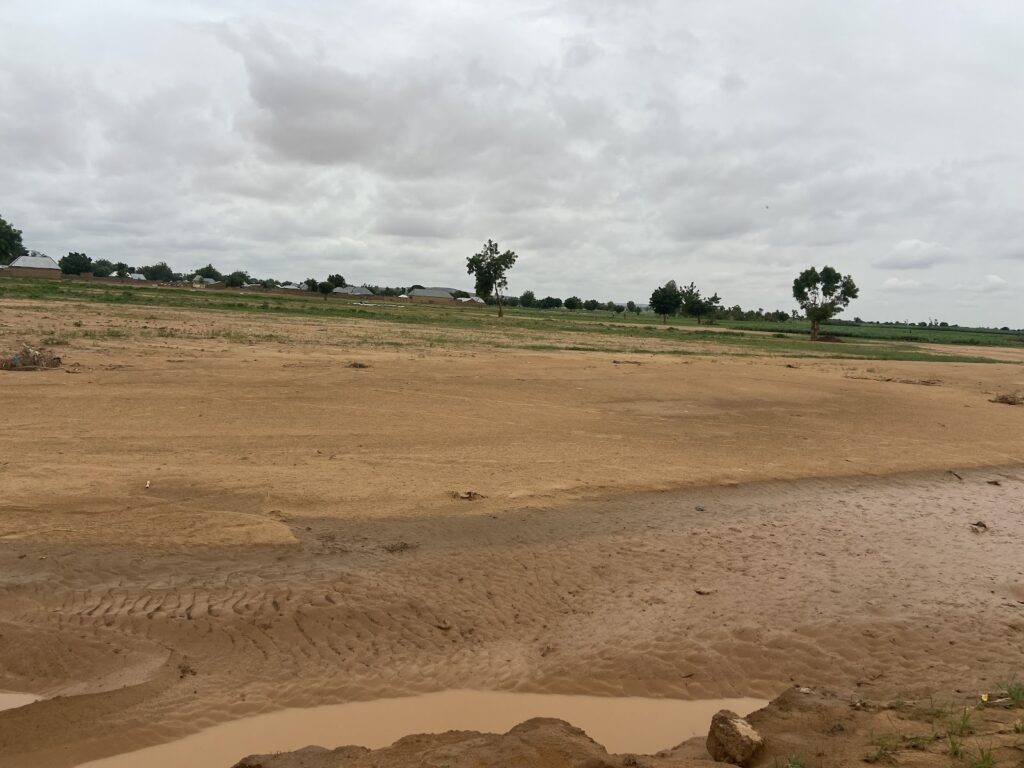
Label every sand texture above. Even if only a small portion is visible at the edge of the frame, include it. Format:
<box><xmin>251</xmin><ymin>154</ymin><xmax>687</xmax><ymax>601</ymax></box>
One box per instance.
<box><xmin>0</xmin><ymin>300</ymin><xmax>1022</xmax><ymax>766</ymax></box>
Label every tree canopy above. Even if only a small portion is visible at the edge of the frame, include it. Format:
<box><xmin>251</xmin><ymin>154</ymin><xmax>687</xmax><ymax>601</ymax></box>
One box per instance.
<box><xmin>326</xmin><ymin>274</ymin><xmax>347</xmax><ymax>288</ymax></box>
<box><xmin>194</xmin><ymin>264</ymin><xmax>222</xmax><ymax>281</ymax></box>
<box><xmin>792</xmin><ymin>266</ymin><xmax>859</xmax><ymax>340</ymax></box>
<box><xmin>649</xmin><ymin>280</ymin><xmax>682</xmax><ymax>323</ymax></box>
<box><xmin>0</xmin><ymin>214</ymin><xmax>27</xmax><ymax>265</ymax></box>
<box><xmin>679</xmin><ymin>282</ymin><xmax>721</xmax><ymax>325</ymax></box>
<box><xmin>466</xmin><ymin>239</ymin><xmax>518</xmax><ymax>317</ymax></box>
<box><xmin>564</xmin><ymin>296</ymin><xmax>582</xmax><ymax>311</ymax></box>
<box><xmin>59</xmin><ymin>252</ymin><xmax>92</xmax><ymax>275</ymax></box>
<box><xmin>142</xmin><ymin>262</ymin><xmax>174</xmax><ymax>282</ymax></box>
<box><xmin>318</xmin><ymin>281</ymin><xmax>334</xmax><ymax>300</ymax></box>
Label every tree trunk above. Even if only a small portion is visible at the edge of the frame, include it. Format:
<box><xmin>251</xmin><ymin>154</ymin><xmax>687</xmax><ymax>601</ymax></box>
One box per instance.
<box><xmin>496</xmin><ymin>290</ymin><xmax>504</xmax><ymax>318</ymax></box>
<box><xmin>811</xmin><ymin>319</ymin><xmax>820</xmax><ymax>340</ymax></box>
<box><xmin>662</xmin><ymin>314</ymin><xmax>667</xmax><ymax>324</ymax></box>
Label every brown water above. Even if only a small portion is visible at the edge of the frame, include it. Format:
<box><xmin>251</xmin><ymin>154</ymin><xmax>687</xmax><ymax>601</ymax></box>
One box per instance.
<box><xmin>0</xmin><ymin>692</ymin><xmax>39</xmax><ymax>712</ymax></box>
<box><xmin>77</xmin><ymin>690</ymin><xmax>767</xmax><ymax>767</ymax></box>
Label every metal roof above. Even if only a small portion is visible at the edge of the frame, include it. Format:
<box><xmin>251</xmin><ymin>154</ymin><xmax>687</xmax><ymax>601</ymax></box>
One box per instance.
<box><xmin>333</xmin><ymin>285</ymin><xmax>373</xmax><ymax>295</ymax></box>
<box><xmin>9</xmin><ymin>253</ymin><xmax>60</xmax><ymax>270</ymax></box>
<box><xmin>409</xmin><ymin>288</ymin><xmax>454</xmax><ymax>299</ymax></box>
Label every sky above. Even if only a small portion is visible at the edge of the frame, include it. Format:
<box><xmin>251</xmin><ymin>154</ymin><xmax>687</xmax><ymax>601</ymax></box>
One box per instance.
<box><xmin>2</xmin><ymin>0</ymin><xmax>1022</xmax><ymax>327</ymax></box>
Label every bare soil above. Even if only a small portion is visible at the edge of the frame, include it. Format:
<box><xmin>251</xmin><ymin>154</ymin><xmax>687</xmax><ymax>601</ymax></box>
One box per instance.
<box><xmin>0</xmin><ymin>301</ymin><xmax>1022</xmax><ymax>767</ymax></box>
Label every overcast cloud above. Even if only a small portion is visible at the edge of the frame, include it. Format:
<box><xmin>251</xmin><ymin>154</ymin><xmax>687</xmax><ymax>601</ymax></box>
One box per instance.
<box><xmin>2</xmin><ymin>0</ymin><xmax>1022</xmax><ymax>326</ymax></box>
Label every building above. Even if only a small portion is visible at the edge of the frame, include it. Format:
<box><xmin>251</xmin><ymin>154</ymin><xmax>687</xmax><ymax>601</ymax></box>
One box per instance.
<box><xmin>408</xmin><ymin>287</ymin><xmax>455</xmax><ymax>299</ymax></box>
<box><xmin>128</xmin><ymin>273</ymin><xmax>146</xmax><ymax>281</ymax></box>
<box><xmin>332</xmin><ymin>285</ymin><xmax>374</xmax><ymax>296</ymax></box>
<box><xmin>2</xmin><ymin>252</ymin><xmax>62</xmax><ymax>279</ymax></box>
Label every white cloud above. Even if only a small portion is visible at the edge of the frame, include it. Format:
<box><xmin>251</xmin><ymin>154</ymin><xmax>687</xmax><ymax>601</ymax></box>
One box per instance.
<box><xmin>1</xmin><ymin>0</ymin><xmax>1023</xmax><ymax>325</ymax></box>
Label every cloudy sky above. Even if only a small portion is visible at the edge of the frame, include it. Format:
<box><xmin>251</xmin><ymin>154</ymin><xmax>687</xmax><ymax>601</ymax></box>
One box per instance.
<box><xmin>2</xmin><ymin>1</ymin><xmax>1022</xmax><ymax>326</ymax></box>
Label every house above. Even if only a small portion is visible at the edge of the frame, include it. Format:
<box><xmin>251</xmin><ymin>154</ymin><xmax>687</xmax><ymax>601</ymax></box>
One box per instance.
<box><xmin>408</xmin><ymin>287</ymin><xmax>455</xmax><ymax>300</ymax></box>
<box><xmin>3</xmin><ymin>252</ymin><xmax>62</xmax><ymax>279</ymax></box>
<box><xmin>128</xmin><ymin>273</ymin><xmax>146</xmax><ymax>281</ymax></box>
<box><xmin>332</xmin><ymin>285</ymin><xmax>374</xmax><ymax>296</ymax></box>
<box><xmin>192</xmin><ymin>276</ymin><xmax>218</xmax><ymax>287</ymax></box>
<box><xmin>457</xmin><ymin>296</ymin><xmax>486</xmax><ymax>304</ymax></box>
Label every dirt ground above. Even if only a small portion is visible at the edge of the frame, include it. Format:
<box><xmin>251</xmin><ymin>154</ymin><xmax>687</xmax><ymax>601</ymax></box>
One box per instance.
<box><xmin>0</xmin><ymin>300</ymin><xmax>1023</xmax><ymax>767</ymax></box>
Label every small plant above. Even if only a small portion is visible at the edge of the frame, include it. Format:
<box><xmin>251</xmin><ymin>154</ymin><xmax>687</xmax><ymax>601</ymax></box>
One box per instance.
<box><xmin>866</xmin><ymin>735</ymin><xmax>898</xmax><ymax>764</ymax></box>
<box><xmin>999</xmin><ymin>677</ymin><xmax>1024</xmax><ymax>706</ymax></box>
<box><xmin>73</xmin><ymin>320</ymin><xmax>83</xmax><ymax>327</ymax></box>
<box><xmin>968</xmin><ymin>747</ymin><xmax>996</xmax><ymax>768</ymax></box>
<box><xmin>784</xmin><ymin>755</ymin><xmax>806</xmax><ymax>768</ymax></box>
<box><xmin>949</xmin><ymin>707</ymin><xmax>974</xmax><ymax>737</ymax></box>
<box><xmin>948</xmin><ymin>734</ymin><xmax>964</xmax><ymax>758</ymax></box>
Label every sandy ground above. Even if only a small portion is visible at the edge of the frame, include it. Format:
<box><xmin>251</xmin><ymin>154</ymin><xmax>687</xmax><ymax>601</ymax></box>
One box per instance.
<box><xmin>0</xmin><ymin>300</ymin><xmax>1023</xmax><ymax>766</ymax></box>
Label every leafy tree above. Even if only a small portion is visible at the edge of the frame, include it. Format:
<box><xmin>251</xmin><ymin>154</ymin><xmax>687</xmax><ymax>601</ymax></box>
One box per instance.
<box><xmin>142</xmin><ymin>262</ymin><xmax>174</xmax><ymax>282</ymax></box>
<box><xmin>92</xmin><ymin>259</ymin><xmax>114</xmax><ymax>277</ymax></box>
<box><xmin>520</xmin><ymin>290</ymin><xmax>536</xmax><ymax>308</ymax></box>
<box><xmin>539</xmin><ymin>296</ymin><xmax>562</xmax><ymax>309</ymax></box>
<box><xmin>564</xmin><ymin>296</ymin><xmax>583</xmax><ymax>311</ymax></box>
<box><xmin>451</xmin><ymin>289</ymin><xmax>471</xmax><ymax>299</ymax></box>
<box><xmin>626</xmin><ymin>300</ymin><xmax>637</xmax><ymax>314</ymax></box>
<box><xmin>582</xmin><ymin>298</ymin><xmax>599</xmax><ymax>311</ymax></box>
<box><xmin>59</xmin><ymin>252</ymin><xmax>92</xmax><ymax>275</ymax></box>
<box><xmin>114</xmin><ymin>262</ymin><xmax>129</xmax><ymax>278</ymax></box>
<box><xmin>614</xmin><ymin>304</ymin><xmax>625</xmax><ymax>314</ymax></box>
<box><xmin>326</xmin><ymin>274</ymin><xmax>347</xmax><ymax>288</ymax></box>
<box><xmin>0</xmin><ymin>214</ymin><xmax>27</xmax><ymax>265</ymax></box>
<box><xmin>792</xmin><ymin>266</ymin><xmax>859</xmax><ymax>340</ymax></box>
<box><xmin>679</xmin><ymin>282</ymin><xmax>721</xmax><ymax>325</ymax></box>
<box><xmin>466</xmin><ymin>239</ymin><xmax>518</xmax><ymax>318</ymax></box>
<box><xmin>224</xmin><ymin>270</ymin><xmax>249</xmax><ymax>287</ymax></box>
<box><xmin>649</xmin><ymin>280</ymin><xmax>682</xmax><ymax>323</ymax></box>
<box><xmin>194</xmin><ymin>264</ymin><xmax>222</xmax><ymax>281</ymax></box>
<box><xmin>318</xmin><ymin>281</ymin><xmax>334</xmax><ymax>300</ymax></box>
<box><xmin>605</xmin><ymin>301</ymin><xmax>618</xmax><ymax>313</ymax></box>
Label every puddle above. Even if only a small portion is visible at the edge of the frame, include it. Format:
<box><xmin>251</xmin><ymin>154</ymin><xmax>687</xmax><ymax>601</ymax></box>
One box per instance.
<box><xmin>0</xmin><ymin>691</ymin><xmax>40</xmax><ymax>712</ymax></box>
<box><xmin>77</xmin><ymin>690</ymin><xmax>766</xmax><ymax>768</ymax></box>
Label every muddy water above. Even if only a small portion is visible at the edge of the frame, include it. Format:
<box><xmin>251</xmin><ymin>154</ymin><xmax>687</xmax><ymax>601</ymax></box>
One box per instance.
<box><xmin>0</xmin><ymin>692</ymin><xmax>39</xmax><ymax>712</ymax></box>
<box><xmin>77</xmin><ymin>690</ymin><xmax>767</xmax><ymax>767</ymax></box>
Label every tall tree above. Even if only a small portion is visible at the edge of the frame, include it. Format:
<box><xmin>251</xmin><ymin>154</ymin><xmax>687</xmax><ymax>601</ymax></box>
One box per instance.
<box><xmin>326</xmin><ymin>274</ymin><xmax>347</xmax><ymax>288</ymax></box>
<box><xmin>649</xmin><ymin>280</ymin><xmax>682</xmax><ymax>324</ymax></box>
<box><xmin>114</xmin><ymin>262</ymin><xmax>129</xmax><ymax>278</ymax></box>
<box><xmin>59</xmin><ymin>252</ymin><xmax>92</xmax><ymax>275</ymax></box>
<box><xmin>792</xmin><ymin>266</ymin><xmax>859</xmax><ymax>340</ymax></box>
<box><xmin>224</xmin><ymin>270</ymin><xmax>249</xmax><ymax>287</ymax></box>
<box><xmin>519</xmin><ymin>290</ymin><xmax>536</xmax><ymax>308</ymax></box>
<box><xmin>142</xmin><ymin>262</ymin><xmax>174</xmax><ymax>282</ymax></box>
<box><xmin>0</xmin><ymin>214</ymin><xmax>28</xmax><ymax>265</ymax></box>
<box><xmin>564</xmin><ymin>296</ymin><xmax>583</xmax><ymax>311</ymax></box>
<box><xmin>466</xmin><ymin>239</ymin><xmax>518</xmax><ymax>318</ymax></box>
<box><xmin>194</xmin><ymin>263</ymin><xmax>222</xmax><ymax>281</ymax></box>
<box><xmin>318</xmin><ymin>281</ymin><xmax>334</xmax><ymax>300</ymax></box>
<box><xmin>679</xmin><ymin>282</ymin><xmax>721</xmax><ymax>325</ymax></box>
<box><xmin>92</xmin><ymin>259</ymin><xmax>114</xmax><ymax>277</ymax></box>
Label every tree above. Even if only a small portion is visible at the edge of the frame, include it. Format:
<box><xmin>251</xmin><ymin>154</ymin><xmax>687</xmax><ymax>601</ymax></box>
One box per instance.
<box><xmin>614</xmin><ymin>304</ymin><xmax>625</xmax><ymax>315</ymax></box>
<box><xmin>626</xmin><ymin>300</ymin><xmax>637</xmax><ymax>314</ymax></box>
<box><xmin>318</xmin><ymin>281</ymin><xmax>334</xmax><ymax>300</ymax></box>
<box><xmin>224</xmin><ymin>270</ymin><xmax>249</xmax><ymax>287</ymax></box>
<box><xmin>0</xmin><ymin>214</ymin><xmax>27</xmax><ymax>265</ymax></box>
<box><xmin>194</xmin><ymin>263</ymin><xmax>222</xmax><ymax>280</ymax></box>
<box><xmin>59</xmin><ymin>252</ymin><xmax>92</xmax><ymax>275</ymax></box>
<box><xmin>326</xmin><ymin>274</ymin><xmax>347</xmax><ymax>288</ymax></box>
<box><xmin>114</xmin><ymin>262</ymin><xmax>129</xmax><ymax>278</ymax></box>
<box><xmin>649</xmin><ymin>280</ymin><xmax>682</xmax><ymax>324</ymax></box>
<box><xmin>92</xmin><ymin>259</ymin><xmax>114</xmax><ymax>277</ymax></box>
<box><xmin>142</xmin><ymin>262</ymin><xmax>174</xmax><ymax>282</ymax></box>
<box><xmin>679</xmin><ymin>282</ymin><xmax>721</xmax><ymax>325</ymax></box>
<box><xmin>520</xmin><ymin>290</ymin><xmax>536</xmax><ymax>308</ymax></box>
<box><xmin>792</xmin><ymin>266</ymin><xmax>859</xmax><ymax>340</ymax></box>
<box><xmin>564</xmin><ymin>296</ymin><xmax>583</xmax><ymax>311</ymax></box>
<box><xmin>539</xmin><ymin>296</ymin><xmax>562</xmax><ymax>309</ymax></box>
<box><xmin>466</xmin><ymin>239</ymin><xmax>518</xmax><ymax>318</ymax></box>
<box><xmin>583</xmin><ymin>299</ymin><xmax>600</xmax><ymax>311</ymax></box>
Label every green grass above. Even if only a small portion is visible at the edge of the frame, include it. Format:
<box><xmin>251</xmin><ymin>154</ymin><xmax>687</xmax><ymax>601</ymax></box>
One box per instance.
<box><xmin>969</xmin><ymin>746</ymin><xmax>996</xmax><ymax>768</ymax></box>
<box><xmin>1</xmin><ymin>277</ymin><xmax>1018</xmax><ymax>363</ymax></box>
<box><xmin>998</xmin><ymin>677</ymin><xmax>1024</xmax><ymax>706</ymax></box>
<box><xmin>948</xmin><ymin>734</ymin><xmax>965</xmax><ymax>758</ymax></box>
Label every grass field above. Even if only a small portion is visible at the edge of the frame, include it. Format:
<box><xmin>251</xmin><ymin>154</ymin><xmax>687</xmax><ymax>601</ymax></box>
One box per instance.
<box><xmin>1</xmin><ymin>276</ymin><xmax>1020</xmax><ymax>363</ymax></box>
